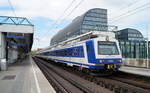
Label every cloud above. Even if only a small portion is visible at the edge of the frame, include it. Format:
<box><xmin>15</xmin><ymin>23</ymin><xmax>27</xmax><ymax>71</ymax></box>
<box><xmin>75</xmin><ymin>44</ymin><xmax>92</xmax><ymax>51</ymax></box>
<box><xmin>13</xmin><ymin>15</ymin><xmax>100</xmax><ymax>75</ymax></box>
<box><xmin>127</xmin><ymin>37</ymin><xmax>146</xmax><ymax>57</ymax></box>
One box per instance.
<box><xmin>2</xmin><ymin>0</ymin><xmax>150</xmax><ymax>24</ymax></box>
<box><xmin>32</xmin><ymin>28</ymin><xmax>60</xmax><ymax>50</ymax></box>
<box><xmin>32</xmin><ymin>36</ymin><xmax>50</xmax><ymax>50</ymax></box>
<box><xmin>6</xmin><ymin>0</ymin><xmax>77</xmax><ymax>19</ymax></box>
<box><xmin>0</xmin><ymin>1</ymin><xmax>8</xmax><ymax>7</ymax></box>
<box><xmin>1</xmin><ymin>0</ymin><xmax>150</xmax><ymax>50</ymax></box>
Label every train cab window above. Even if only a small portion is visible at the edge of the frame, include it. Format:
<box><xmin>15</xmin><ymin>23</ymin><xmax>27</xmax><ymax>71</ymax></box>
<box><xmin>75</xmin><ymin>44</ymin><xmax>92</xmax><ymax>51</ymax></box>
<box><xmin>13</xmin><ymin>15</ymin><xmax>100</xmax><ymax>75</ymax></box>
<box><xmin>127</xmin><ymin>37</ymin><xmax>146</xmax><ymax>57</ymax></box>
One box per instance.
<box><xmin>98</xmin><ymin>41</ymin><xmax>119</xmax><ymax>55</ymax></box>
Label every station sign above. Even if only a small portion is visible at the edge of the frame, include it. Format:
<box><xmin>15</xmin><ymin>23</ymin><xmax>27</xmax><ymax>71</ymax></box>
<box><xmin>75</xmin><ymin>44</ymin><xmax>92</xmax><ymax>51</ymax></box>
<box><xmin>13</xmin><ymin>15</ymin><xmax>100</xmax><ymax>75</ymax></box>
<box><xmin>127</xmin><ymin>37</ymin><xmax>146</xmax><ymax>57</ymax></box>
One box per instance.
<box><xmin>8</xmin><ymin>42</ymin><xmax>26</xmax><ymax>46</ymax></box>
<box><xmin>6</xmin><ymin>35</ymin><xmax>24</xmax><ymax>39</ymax></box>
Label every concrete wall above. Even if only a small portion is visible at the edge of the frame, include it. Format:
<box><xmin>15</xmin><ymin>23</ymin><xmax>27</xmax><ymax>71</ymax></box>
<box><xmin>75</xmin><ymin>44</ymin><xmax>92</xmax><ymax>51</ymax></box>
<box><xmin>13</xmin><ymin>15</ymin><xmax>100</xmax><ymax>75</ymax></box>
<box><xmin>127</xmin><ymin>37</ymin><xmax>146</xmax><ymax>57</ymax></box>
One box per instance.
<box><xmin>0</xmin><ymin>32</ymin><xmax>6</xmax><ymax>59</ymax></box>
<box><xmin>7</xmin><ymin>47</ymin><xmax>18</xmax><ymax>64</ymax></box>
<box><xmin>0</xmin><ymin>32</ymin><xmax>18</xmax><ymax>64</ymax></box>
<box><xmin>123</xmin><ymin>58</ymin><xmax>150</xmax><ymax>68</ymax></box>
<box><xmin>0</xmin><ymin>24</ymin><xmax>34</xmax><ymax>33</ymax></box>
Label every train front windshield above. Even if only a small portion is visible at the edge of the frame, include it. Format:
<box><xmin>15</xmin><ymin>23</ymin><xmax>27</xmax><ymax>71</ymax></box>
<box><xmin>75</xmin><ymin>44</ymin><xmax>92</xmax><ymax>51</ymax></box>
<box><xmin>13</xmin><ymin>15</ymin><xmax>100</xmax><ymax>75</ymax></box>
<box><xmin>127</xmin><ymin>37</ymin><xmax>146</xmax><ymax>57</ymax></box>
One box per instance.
<box><xmin>98</xmin><ymin>41</ymin><xmax>119</xmax><ymax>55</ymax></box>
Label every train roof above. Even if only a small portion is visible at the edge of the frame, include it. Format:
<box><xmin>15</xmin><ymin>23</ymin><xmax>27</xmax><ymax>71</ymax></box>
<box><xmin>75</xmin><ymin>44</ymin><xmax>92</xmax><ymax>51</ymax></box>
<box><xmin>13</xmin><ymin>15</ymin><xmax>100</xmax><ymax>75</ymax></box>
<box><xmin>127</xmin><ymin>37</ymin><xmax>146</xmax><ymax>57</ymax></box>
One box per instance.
<box><xmin>37</xmin><ymin>31</ymin><xmax>116</xmax><ymax>54</ymax></box>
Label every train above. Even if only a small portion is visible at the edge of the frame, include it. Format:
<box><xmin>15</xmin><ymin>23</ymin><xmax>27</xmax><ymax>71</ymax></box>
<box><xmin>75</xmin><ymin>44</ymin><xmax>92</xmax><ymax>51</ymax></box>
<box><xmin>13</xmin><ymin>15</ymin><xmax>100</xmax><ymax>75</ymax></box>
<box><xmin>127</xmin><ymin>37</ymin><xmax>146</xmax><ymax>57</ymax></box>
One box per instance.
<box><xmin>36</xmin><ymin>31</ymin><xmax>122</xmax><ymax>74</ymax></box>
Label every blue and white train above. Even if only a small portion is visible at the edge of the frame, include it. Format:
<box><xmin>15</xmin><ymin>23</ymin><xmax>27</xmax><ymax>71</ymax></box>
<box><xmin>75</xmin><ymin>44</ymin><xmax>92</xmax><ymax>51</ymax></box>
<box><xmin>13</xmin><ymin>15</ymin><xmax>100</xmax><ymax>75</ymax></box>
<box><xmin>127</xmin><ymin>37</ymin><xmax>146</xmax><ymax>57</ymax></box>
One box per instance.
<box><xmin>36</xmin><ymin>31</ymin><xmax>122</xmax><ymax>73</ymax></box>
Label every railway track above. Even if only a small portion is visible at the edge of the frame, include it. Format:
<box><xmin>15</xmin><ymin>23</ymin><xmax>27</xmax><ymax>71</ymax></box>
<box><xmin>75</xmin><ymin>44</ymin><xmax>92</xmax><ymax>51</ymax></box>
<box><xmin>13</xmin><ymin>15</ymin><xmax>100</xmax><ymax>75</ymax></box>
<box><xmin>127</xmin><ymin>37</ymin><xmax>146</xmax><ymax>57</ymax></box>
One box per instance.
<box><xmin>34</xmin><ymin>57</ymin><xmax>150</xmax><ymax>93</ymax></box>
<box><xmin>33</xmin><ymin>57</ymin><xmax>111</xmax><ymax>93</ymax></box>
<box><xmin>67</xmin><ymin>66</ymin><xmax>150</xmax><ymax>93</ymax></box>
<box><xmin>64</xmin><ymin>65</ymin><xmax>150</xmax><ymax>93</ymax></box>
<box><xmin>108</xmin><ymin>73</ymin><xmax>150</xmax><ymax>91</ymax></box>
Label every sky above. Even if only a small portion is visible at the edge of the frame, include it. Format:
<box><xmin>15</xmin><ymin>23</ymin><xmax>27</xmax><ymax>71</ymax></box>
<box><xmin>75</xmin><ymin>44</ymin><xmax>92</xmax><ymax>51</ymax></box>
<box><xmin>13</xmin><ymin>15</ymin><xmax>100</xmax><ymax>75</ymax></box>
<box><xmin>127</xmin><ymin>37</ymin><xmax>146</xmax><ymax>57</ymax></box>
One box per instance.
<box><xmin>0</xmin><ymin>0</ymin><xmax>150</xmax><ymax>50</ymax></box>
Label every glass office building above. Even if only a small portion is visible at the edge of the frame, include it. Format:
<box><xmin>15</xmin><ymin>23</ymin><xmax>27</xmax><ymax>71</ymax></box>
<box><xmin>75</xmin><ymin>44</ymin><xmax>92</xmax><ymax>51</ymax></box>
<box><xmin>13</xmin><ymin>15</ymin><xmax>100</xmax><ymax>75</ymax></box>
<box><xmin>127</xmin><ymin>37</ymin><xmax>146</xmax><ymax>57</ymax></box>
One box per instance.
<box><xmin>51</xmin><ymin>8</ymin><xmax>108</xmax><ymax>45</ymax></box>
<box><xmin>119</xmin><ymin>41</ymin><xmax>150</xmax><ymax>59</ymax></box>
<box><xmin>115</xmin><ymin>28</ymin><xmax>150</xmax><ymax>59</ymax></box>
<box><xmin>115</xmin><ymin>28</ymin><xmax>144</xmax><ymax>41</ymax></box>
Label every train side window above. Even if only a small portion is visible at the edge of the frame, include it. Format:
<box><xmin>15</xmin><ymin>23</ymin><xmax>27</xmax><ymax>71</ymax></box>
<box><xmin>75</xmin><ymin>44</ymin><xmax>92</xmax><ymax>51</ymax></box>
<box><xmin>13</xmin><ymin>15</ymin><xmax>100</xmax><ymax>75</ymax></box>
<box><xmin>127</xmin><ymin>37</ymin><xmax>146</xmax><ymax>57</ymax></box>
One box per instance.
<box><xmin>54</xmin><ymin>51</ymin><xmax>56</xmax><ymax>56</ymax></box>
<box><xmin>57</xmin><ymin>51</ymin><xmax>59</xmax><ymax>56</ymax></box>
<box><xmin>61</xmin><ymin>50</ymin><xmax>63</xmax><ymax>56</ymax></box>
<box><xmin>74</xmin><ymin>48</ymin><xmax>78</xmax><ymax>56</ymax></box>
<box><xmin>64</xmin><ymin>50</ymin><xmax>66</xmax><ymax>56</ymax></box>
<box><xmin>68</xmin><ymin>48</ymin><xmax>71</xmax><ymax>56</ymax></box>
<box><xmin>56</xmin><ymin>51</ymin><xmax>57</xmax><ymax>56</ymax></box>
<box><xmin>62</xmin><ymin>50</ymin><xmax>64</xmax><ymax>56</ymax></box>
<box><xmin>66</xmin><ymin>49</ymin><xmax>68</xmax><ymax>56</ymax></box>
<box><xmin>80</xmin><ymin>47</ymin><xmax>84</xmax><ymax>57</ymax></box>
<box><xmin>62</xmin><ymin>50</ymin><xmax>65</xmax><ymax>56</ymax></box>
<box><xmin>56</xmin><ymin>51</ymin><xmax>58</xmax><ymax>56</ymax></box>
<box><xmin>79</xmin><ymin>47</ymin><xmax>83</xmax><ymax>57</ymax></box>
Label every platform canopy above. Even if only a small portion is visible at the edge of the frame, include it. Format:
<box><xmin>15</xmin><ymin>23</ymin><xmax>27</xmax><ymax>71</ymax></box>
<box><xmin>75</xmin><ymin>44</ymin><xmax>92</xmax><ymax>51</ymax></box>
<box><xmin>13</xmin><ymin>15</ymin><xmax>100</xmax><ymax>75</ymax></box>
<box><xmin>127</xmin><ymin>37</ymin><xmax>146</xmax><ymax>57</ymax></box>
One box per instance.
<box><xmin>0</xmin><ymin>16</ymin><xmax>34</xmax><ymax>54</ymax></box>
<box><xmin>0</xmin><ymin>16</ymin><xmax>34</xmax><ymax>33</ymax></box>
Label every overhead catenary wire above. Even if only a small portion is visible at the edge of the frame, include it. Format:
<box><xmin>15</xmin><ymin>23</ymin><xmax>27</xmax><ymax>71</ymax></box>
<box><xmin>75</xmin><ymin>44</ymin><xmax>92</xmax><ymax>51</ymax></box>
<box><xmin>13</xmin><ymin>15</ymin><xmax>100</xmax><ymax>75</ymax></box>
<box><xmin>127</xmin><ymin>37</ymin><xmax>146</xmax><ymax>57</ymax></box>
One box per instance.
<box><xmin>48</xmin><ymin>1</ymin><xmax>147</xmax><ymax>35</ymax></box>
<box><xmin>113</xmin><ymin>5</ymin><xmax>150</xmax><ymax>23</ymax></box>
<box><xmin>41</xmin><ymin>0</ymin><xmax>85</xmax><ymax>45</ymax></box>
<box><xmin>40</xmin><ymin>0</ymin><xmax>77</xmax><ymax>40</ymax></box>
<box><xmin>47</xmin><ymin>0</ymin><xmax>85</xmax><ymax>45</ymax></box>
<box><xmin>109</xmin><ymin>0</ymin><xmax>140</xmax><ymax>19</ymax></box>
<box><xmin>54</xmin><ymin>0</ymin><xmax>85</xmax><ymax>29</ymax></box>
<box><xmin>7</xmin><ymin>0</ymin><xmax>17</xmax><ymax>17</ymax></box>
<box><xmin>109</xmin><ymin>1</ymin><xmax>150</xmax><ymax>22</ymax></box>
<box><xmin>51</xmin><ymin>0</ymin><xmax>76</xmax><ymax>29</ymax></box>
<box><xmin>109</xmin><ymin>2</ymin><xmax>150</xmax><ymax>23</ymax></box>
<box><xmin>118</xmin><ymin>0</ymin><xmax>140</xmax><ymax>12</ymax></box>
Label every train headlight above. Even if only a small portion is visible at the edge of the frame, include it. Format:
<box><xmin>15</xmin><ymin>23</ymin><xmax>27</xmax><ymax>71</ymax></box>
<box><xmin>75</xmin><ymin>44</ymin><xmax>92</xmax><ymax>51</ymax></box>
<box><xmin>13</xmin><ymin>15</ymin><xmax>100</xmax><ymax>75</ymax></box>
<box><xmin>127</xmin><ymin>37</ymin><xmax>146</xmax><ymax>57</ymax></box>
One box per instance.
<box><xmin>119</xmin><ymin>60</ymin><xmax>122</xmax><ymax>63</ymax></box>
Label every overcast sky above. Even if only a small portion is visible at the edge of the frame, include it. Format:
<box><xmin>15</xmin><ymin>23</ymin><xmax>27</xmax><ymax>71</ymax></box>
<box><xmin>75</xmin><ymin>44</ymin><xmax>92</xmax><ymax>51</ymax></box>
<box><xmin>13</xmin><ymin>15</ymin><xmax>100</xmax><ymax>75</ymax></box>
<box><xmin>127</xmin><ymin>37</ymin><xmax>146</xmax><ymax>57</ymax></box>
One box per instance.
<box><xmin>0</xmin><ymin>0</ymin><xmax>150</xmax><ymax>50</ymax></box>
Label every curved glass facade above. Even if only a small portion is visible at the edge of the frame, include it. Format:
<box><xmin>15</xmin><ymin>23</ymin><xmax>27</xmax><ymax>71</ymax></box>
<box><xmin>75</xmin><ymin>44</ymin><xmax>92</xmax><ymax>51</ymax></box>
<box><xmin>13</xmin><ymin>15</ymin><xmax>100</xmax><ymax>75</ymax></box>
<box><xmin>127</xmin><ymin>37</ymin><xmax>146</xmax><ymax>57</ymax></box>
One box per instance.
<box><xmin>119</xmin><ymin>41</ymin><xmax>150</xmax><ymax>59</ymax></box>
<box><xmin>50</xmin><ymin>8</ymin><xmax>107</xmax><ymax>45</ymax></box>
<box><xmin>81</xmin><ymin>9</ymin><xmax>107</xmax><ymax>34</ymax></box>
<box><xmin>116</xmin><ymin>28</ymin><xmax>144</xmax><ymax>41</ymax></box>
<box><xmin>116</xmin><ymin>28</ymin><xmax>149</xmax><ymax>59</ymax></box>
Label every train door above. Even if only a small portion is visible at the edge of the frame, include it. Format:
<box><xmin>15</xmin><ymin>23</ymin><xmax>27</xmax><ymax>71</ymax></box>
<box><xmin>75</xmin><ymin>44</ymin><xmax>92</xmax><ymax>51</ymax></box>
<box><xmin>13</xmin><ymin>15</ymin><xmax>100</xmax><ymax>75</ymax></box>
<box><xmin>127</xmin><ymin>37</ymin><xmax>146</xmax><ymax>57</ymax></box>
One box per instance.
<box><xmin>68</xmin><ymin>48</ymin><xmax>71</xmax><ymax>62</ymax></box>
<box><xmin>85</xmin><ymin>40</ymin><xmax>96</xmax><ymax>63</ymax></box>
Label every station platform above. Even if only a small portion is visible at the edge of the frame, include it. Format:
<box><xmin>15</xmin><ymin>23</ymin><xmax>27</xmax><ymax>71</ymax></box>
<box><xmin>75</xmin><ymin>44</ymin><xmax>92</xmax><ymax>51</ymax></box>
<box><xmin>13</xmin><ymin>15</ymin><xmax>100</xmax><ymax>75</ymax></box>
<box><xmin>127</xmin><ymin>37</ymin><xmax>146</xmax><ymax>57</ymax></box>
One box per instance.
<box><xmin>119</xmin><ymin>66</ymin><xmax>150</xmax><ymax>77</ymax></box>
<box><xmin>0</xmin><ymin>57</ymin><xmax>56</xmax><ymax>93</ymax></box>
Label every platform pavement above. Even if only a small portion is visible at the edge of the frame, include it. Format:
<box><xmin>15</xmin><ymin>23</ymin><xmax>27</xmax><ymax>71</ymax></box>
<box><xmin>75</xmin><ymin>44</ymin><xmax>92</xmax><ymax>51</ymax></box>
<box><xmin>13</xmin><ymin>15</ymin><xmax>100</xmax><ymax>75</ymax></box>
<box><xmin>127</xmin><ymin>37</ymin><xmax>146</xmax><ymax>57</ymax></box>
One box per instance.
<box><xmin>0</xmin><ymin>57</ymin><xmax>56</xmax><ymax>93</ymax></box>
<box><xmin>119</xmin><ymin>66</ymin><xmax>150</xmax><ymax>77</ymax></box>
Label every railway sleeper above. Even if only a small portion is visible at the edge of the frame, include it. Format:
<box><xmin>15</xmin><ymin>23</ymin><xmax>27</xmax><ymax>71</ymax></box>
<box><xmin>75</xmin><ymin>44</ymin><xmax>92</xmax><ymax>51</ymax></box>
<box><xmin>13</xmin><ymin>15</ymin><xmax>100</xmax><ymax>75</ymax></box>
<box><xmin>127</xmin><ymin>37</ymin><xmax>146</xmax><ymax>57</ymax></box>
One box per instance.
<box><xmin>35</xmin><ymin>57</ymin><xmax>150</xmax><ymax>93</ymax></box>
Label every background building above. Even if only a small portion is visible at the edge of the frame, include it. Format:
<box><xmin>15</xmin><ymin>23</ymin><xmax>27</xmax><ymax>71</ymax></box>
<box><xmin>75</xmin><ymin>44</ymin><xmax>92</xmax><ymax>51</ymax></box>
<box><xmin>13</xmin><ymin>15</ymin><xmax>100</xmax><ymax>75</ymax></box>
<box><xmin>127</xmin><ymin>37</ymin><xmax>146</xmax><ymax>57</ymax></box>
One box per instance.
<box><xmin>115</xmin><ymin>28</ymin><xmax>144</xmax><ymax>41</ymax></box>
<box><xmin>115</xmin><ymin>28</ymin><xmax>148</xmax><ymax>59</ymax></box>
<box><xmin>50</xmin><ymin>8</ymin><xmax>108</xmax><ymax>45</ymax></box>
<box><xmin>116</xmin><ymin>28</ymin><xmax>150</xmax><ymax>67</ymax></box>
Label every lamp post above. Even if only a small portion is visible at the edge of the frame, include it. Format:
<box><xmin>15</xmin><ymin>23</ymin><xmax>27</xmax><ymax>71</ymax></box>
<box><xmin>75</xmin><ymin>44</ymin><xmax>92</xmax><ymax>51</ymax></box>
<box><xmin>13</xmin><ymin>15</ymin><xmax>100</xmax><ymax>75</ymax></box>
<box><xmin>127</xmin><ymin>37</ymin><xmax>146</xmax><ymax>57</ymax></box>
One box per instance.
<box><xmin>146</xmin><ymin>38</ymin><xmax>149</xmax><ymax>69</ymax></box>
<box><xmin>144</xmin><ymin>37</ymin><xmax>149</xmax><ymax>69</ymax></box>
<box><xmin>145</xmin><ymin>25</ymin><xmax>149</xmax><ymax>69</ymax></box>
<box><xmin>148</xmin><ymin>41</ymin><xmax>149</xmax><ymax>69</ymax></box>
